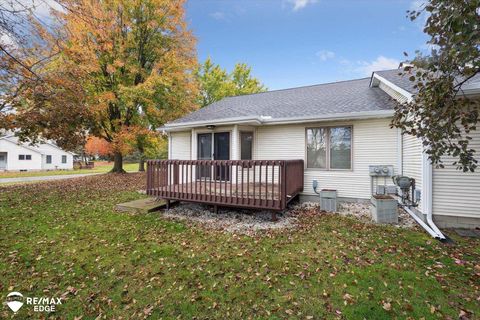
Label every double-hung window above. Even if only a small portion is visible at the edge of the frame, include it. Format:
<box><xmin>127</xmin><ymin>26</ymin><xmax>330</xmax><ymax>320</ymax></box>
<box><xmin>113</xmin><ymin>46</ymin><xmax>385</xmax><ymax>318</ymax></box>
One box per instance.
<box><xmin>62</xmin><ymin>155</ymin><xmax>67</xmax><ymax>164</ymax></box>
<box><xmin>18</xmin><ymin>155</ymin><xmax>32</xmax><ymax>160</ymax></box>
<box><xmin>46</xmin><ymin>155</ymin><xmax>52</xmax><ymax>164</ymax></box>
<box><xmin>306</xmin><ymin>126</ymin><xmax>352</xmax><ymax>170</ymax></box>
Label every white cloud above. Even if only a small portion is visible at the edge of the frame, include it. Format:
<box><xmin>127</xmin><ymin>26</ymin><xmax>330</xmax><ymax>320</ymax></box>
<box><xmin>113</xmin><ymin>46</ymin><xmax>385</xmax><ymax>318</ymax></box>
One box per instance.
<box><xmin>288</xmin><ymin>0</ymin><xmax>318</xmax><ymax>11</ymax></box>
<box><xmin>316</xmin><ymin>50</ymin><xmax>335</xmax><ymax>61</ymax></box>
<box><xmin>409</xmin><ymin>0</ymin><xmax>429</xmax><ymax>31</ymax></box>
<box><xmin>33</xmin><ymin>0</ymin><xmax>65</xmax><ymax>18</ymax></box>
<box><xmin>210</xmin><ymin>11</ymin><xmax>226</xmax><ymax>21</ymax></box>
<box><xmin>356</xmin><ymin>56</ymin><xmax>400</xmax><ymax>76</ymax></box>
<box><xmin>0</xmin><ymin>33</ymin><xmax>16</xmax><ymax>48</ymax></box>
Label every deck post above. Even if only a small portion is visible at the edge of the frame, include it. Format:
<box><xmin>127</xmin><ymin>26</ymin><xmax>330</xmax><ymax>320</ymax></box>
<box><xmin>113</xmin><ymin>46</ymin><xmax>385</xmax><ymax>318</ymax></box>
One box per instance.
<box><xmin>271</xmin><ymin>211</ymin><xmax>278</xmax><ymax>222</ymax></box>
<box><xmin>213</xmin><ymin>204</ymin><xmax>218</xmax><ymax>214</ymax></box>
<box><xmin>166</xmin><ymin>199</ymin><xmax>170</xmax><ymax>210</ymax></box>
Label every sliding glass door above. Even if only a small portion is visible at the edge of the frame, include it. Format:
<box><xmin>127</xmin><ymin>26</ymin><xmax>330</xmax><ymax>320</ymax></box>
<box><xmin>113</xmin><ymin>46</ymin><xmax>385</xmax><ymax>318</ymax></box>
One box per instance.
<box><xmin>196</xmin><ymin>132</ymin><xmax>230</xmax><ymax>180</ymax></box>
<box><xmin>214</xmin><ymin>132</ymin><xmax>230</xmax><ymax>181</ymax></box>
<box><xmin>197</xmin><ymin>133</ymin><xmax>213</xmax><ymax>179</ymax></box>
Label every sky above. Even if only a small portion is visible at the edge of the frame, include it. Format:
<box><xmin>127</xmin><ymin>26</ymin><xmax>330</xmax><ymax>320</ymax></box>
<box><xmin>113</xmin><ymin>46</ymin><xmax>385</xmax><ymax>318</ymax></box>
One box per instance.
<box><xmin>185</xmin><ymin>0</ymin><xmax>429</xmax><ymax>90</ymax></box>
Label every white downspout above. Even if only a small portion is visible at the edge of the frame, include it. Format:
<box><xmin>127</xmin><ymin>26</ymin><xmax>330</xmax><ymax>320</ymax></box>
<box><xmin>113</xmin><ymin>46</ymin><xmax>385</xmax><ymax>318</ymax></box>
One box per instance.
<box><xmin>422</xmin><ymin>152</ymin><xmax>446</xmax><ymax>240</ymax></box>
<box><xmin>397</xmin><ymin>130</ymin><xmax>445</xmax><ymax>240</ymax></box>
<box><xmin>399</xmin><ymin>200</ymin><xmax>442</xmax><ymax>239</ymax></box>
<box><xmin>397</xmin><ymin>128</ymin><xmax>403</xmax><ymax>176</ymax></box>
<box><xmin>168</xmin><ymin>133</ymin><xmax>172</xmax><ymax>160</ymax></box>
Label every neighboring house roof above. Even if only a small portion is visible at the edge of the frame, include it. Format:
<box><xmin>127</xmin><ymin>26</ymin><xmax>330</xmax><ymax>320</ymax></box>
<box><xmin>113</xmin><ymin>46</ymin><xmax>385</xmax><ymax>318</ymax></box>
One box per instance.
<box><xmin>0</xmin><ymin>134</ymin><xmax>74</xmax><ymax>155</ymax></box>
<box><xmin>0</xmin><ymin>136</ymin><xmax>43</xmax><ymax>154</ymax></box>
<box><xmin>166</xmin><ymin>77</ymin><xmax>396</xmax><ymax>129</ymax></box>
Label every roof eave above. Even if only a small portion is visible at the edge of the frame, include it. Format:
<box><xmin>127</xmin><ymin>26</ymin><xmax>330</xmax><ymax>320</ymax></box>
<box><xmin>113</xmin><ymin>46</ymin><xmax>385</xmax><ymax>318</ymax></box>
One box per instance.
<box><xmin>160</xmin><ymin>110</ymin><xmax>395</xmax><ymax>132</ymax></box>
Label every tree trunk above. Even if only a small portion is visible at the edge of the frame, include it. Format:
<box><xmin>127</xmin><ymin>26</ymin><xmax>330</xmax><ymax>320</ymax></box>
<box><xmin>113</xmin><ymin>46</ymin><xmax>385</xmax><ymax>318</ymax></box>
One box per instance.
<box><xmin>138</xmin><ymin>143</ymin><xmax>145</xmax><ymax>172</ymax></box>
<box><xmin>138</xmin><ymin>158</ymin><xmax>145</xmax><ymax>172</ymax></box>
<box><xmin>111</xmin><ymin>152</ymin><xmax>126</xmax><ymax>173</ymax></box>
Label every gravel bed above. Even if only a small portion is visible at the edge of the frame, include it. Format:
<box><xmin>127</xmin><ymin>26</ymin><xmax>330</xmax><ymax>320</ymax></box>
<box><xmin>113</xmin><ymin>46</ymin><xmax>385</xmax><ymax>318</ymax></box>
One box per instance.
<box><xmin>338</xmin><ymin>201</ymin><xmax>417</xmax><ymax>228</ymax></box>
<box><xmin>160</xmin><ymin>200</ymin><xmax>417</xmax><ymax>235</ymax></box>
<box><xmin>162</xmin><ymin>203</ymin><xmax>300</xmax><ymax>236</ymax></box>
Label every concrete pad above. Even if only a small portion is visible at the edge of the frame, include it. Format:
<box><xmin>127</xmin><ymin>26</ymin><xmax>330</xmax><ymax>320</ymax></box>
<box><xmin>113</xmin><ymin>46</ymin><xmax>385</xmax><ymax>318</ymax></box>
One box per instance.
<box><xmin>115</xmin><ymin>197</ymin><xmax>167</xmax><ymax>214</ymax></box>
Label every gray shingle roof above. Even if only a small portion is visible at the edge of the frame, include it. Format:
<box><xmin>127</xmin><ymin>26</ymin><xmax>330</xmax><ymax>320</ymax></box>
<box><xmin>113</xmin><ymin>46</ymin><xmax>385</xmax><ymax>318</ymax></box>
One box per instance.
<box><xmin>169</xmin><ymin>77</ymin><xmax>396</xmax><ymax>125</ymax></box>
<box><xmin>375</xmin><ymin>69</ymin><xmax>480</xmax><ymax>94</ymax></box>
<box><xmin>374</xmin><ymin>69</ymin><xmax>417</xmax><ymax>93</ymax></box>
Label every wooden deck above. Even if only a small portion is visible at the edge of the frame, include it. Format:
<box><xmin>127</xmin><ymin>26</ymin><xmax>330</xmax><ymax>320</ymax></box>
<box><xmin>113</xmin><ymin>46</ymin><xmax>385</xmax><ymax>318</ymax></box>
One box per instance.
<box><xmin>151</xmin><ymin>181</ymin><xmax>281</xmax><ymax>200</ymax></box>
<box><xmin>147</xmin><ymin>160</ymin><xmax>304</xmax><ymax>213</ymax></box>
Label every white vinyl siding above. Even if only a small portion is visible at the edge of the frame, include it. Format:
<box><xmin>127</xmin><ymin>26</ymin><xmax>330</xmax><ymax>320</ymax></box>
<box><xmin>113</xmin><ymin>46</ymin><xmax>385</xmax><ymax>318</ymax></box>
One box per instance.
<box><xmin>432</xmin><ymin>129</ymin><xmax>480</xmax><ymax>219</ymax></box>
<box><xmin>401</xmin><ymin>134</ymin><xmax>423</xmax><ymax>211</ymax></box>
<box><xmin>170</xmin><ymin>131</ymin><xmax>191</xmax><ymax>160</ymax></box>
<box><xmin>255</xmin><ymin>118</ymin><xmax>399</xmax><ymax>199</ymax></box>
<box><xmin>35</xmin><ymin>143</ymin><xmax>73</xmax><ymax>170</ymax></box>
<box><xmin>0</xmin><ymin>139</ymin><xmax>43</xmax><ymax>171</ymax></box>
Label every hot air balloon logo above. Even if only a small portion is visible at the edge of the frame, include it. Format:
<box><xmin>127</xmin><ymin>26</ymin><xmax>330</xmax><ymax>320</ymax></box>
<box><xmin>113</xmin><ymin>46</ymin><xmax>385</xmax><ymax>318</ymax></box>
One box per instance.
<box><xmin>6</xmin><ymin>292</ymin><xmax>24</xmax><ymax>313</ymax></box>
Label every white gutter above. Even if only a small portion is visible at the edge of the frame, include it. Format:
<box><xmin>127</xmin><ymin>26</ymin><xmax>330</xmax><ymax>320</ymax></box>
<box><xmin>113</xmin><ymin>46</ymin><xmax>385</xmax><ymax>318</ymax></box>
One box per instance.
<box><xmin>462</xmin><ymin>86</ymin><xmax>480</xmax><ymax>96</ymax></box>
<box><xmin>260</xmin><ymin>110</ymin><xmax>394</xmax><ymax>125</ymax></box>
<box><xmin>164</xmin><ymin>116</ymin><xmax>262</xmax><ymax>128</ymax></box>
<box><xmin>162</xmin><ymin>110</ymin><xmax>395</xmax><ymax>131</ymax></box>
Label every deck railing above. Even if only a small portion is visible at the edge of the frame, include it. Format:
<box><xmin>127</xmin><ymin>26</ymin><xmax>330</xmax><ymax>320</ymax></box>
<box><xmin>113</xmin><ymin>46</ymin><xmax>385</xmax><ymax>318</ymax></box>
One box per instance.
<box><xmin>146</xmin><ymin>159</ymin><xmax>304</xmax><ymax>211</ymax></box>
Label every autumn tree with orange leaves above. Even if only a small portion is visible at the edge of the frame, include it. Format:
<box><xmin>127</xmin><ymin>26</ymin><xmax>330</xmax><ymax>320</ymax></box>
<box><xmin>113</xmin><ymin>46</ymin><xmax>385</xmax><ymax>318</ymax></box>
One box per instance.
<box><xmin>10</xmin><ymin>0</ymin><xmax>198</xmax><ymax>172</ymax></box>
<box><xmin>85</xmin><ymin>137</ymin><xmax>113</xmax><ymax>158</ymax></box>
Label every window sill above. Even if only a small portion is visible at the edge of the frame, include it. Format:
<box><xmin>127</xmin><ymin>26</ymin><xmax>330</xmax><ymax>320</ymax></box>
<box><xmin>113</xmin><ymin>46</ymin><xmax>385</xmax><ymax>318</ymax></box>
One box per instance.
<box><xmin>306</xmin><ymin>168</ymin><xmax>353</xmax><ymax>172</ymax></box>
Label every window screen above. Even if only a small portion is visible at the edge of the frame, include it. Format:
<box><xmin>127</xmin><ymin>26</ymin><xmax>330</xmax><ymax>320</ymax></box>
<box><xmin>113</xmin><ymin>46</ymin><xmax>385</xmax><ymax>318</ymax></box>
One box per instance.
<box><xmin>240</xmin><ymin>132</ymin><xmax>253</xmax><ymax>160</ymax></box>
<box><xmin>329</xmin><ymin>127</ymin><xmax>352</xmax><ymax>169</ymax></box>
<box><xmin>306</xmin><ymin>128</ymin><xmax>327</xmax><ymax>168</ymax></box>
<box><xmin>306</xmin><ymin>127</ymin><xmax>352</xmax><ymax>170</ymax></box>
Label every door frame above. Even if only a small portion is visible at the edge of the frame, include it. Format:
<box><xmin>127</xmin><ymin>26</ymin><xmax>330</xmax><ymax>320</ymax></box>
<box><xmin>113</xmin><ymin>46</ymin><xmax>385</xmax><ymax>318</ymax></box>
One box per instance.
<box><xmin>213</xmin><ymin>132</ymin><xmax>230</xmax><ymax>181</ymax></box>
<box><xmin>0</xmin><ymin>152</ymin><xmax>7</xmax><ymax>170</ymax></box>
<box><xmin>196</xmin><ymin>131</ymin><xmax>231</xmax><ymax>180</ymax></box>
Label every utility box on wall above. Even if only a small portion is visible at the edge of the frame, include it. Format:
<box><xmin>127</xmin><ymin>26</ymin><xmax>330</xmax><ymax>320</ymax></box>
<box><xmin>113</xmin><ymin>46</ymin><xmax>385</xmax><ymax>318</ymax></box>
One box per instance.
<box><xmin>320</xmin><ymin>189</ymin><xmax>337</xmax><ymax>212</ymax></box>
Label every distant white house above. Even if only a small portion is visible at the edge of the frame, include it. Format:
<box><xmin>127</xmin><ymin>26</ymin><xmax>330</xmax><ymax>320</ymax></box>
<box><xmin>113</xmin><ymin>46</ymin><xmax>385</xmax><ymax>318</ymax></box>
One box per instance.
<box><xmin>0</xmin><ymin>134</ymin><xmax>74</xmax><ymax>171</ymax></box>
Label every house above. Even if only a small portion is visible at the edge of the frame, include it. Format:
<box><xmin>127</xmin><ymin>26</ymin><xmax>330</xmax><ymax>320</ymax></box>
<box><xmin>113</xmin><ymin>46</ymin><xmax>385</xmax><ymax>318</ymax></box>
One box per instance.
<box><xmin>0</xmin><ymin>134</ymin><xmax>74</xmax><ymax>171</ymax></box>
<box><xmin>151</xmin><ymin>68</ymin><xmax>480</xmax><ymax>229</ymax></box>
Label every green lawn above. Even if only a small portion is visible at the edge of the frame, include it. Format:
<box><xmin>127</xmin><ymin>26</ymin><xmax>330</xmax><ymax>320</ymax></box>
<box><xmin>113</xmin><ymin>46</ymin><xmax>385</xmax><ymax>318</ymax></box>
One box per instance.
<box><xmin>0</xmin><ymin>174</ymin><xmax>479</xmax><ymax>319</ymax></box>
<box><xmin>0</xmin><ymin>162</ymin><xmax>139</xmax><ymax>178</ymax></box>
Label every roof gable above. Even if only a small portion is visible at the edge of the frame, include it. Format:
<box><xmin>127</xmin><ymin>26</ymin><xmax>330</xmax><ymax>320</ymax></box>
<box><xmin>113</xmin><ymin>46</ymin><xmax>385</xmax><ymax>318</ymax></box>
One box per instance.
<box><xmin>0</xmin><ymin>135</ymin><xmax>73</xmax><ymax>155</ymax></box>
<box><xmin>0</xmin><ymin>136</ymin><xmax>43</xmax><ymax>154</ymax></box>
<box><xmin>373</xmin><ymin>68</ymin><xmax>480</xmax><ymax>96</ymax></box>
